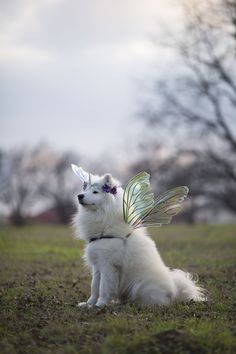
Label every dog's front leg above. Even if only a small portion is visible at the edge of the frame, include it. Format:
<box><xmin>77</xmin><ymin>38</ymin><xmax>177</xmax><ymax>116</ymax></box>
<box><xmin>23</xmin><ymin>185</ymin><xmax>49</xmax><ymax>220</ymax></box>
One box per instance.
<box><xmin>87</xmin><ymin>268</ymin><xmax>100</xmax><ymax>306</ymax></box>
<box><xmin>96</xmin><ymin>266</ymin><xmax>119</xmax><ymax>307</ymax></box>
<box><xmin>78</xmin><ymin>268</ymin><xmax>100</xmax><ymax>307</ymax></box>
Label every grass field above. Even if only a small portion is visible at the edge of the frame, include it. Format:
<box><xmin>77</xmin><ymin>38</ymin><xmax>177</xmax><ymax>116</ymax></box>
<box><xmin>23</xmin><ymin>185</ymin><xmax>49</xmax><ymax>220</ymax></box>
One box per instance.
<box><xmin>0</xmin><ymin>224</ymin><xmax>235</xmax><ymax>354</ymax></box>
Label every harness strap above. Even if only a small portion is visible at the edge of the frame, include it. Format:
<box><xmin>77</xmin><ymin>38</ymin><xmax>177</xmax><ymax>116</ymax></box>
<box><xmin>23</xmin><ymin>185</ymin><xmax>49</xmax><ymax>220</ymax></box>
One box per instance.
<box><xmin>89</xmin><ymin>233</ymin><xmax>131</xmax><ymax>243</ymax></box>
<box><xmin>89</xmin><ymin>235</ymin><xmax>115</xmax><ymax>243</ymax></box>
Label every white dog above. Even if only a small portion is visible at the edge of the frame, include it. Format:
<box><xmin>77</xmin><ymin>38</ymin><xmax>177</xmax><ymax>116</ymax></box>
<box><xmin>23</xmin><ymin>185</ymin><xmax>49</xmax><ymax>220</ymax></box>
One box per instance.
<box><xmin>72</xmin><ymin>167</ymin><xmax>206</xmax><ymax>307</ymax></box>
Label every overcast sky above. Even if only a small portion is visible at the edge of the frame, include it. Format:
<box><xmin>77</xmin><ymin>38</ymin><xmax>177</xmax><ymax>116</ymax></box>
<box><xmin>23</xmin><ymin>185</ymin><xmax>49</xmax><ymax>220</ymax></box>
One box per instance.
<box><xmin>0</xmin><ymin>0</ymin><xmax>183</xmax><ymax>159</ymax></box>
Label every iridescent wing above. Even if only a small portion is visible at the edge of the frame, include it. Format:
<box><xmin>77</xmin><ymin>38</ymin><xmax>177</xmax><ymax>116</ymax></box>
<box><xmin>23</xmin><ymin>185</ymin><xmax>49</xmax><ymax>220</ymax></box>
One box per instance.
<box><xmin>123</xmin><ymin>172</ymin><xmax>154</xmax><ymax>228</ymax></box>
<box><xmin>137</xmin><ymin>186</ymin><xmax>189</xmax><ymax>228</ymax></box>
<box><xmin>123</xmin><ymin>172</ymin><xmax>189</xmax><ymax>229</ymax></box>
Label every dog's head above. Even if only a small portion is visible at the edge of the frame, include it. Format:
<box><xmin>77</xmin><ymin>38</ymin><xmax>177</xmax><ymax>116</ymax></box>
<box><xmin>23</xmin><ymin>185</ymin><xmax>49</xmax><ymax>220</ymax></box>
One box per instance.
<box><xmin>71</xmin><ymin>164</ymin><xmax>122</xmax><ymax>211</ymax></box>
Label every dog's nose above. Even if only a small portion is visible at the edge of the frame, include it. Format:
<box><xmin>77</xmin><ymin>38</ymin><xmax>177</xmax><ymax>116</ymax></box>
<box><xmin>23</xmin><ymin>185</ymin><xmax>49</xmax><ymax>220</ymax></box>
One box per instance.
<box><xmin>78</xmin><ymin>194</ymin><xmax>84</xmax><ymax>201</ymax></box>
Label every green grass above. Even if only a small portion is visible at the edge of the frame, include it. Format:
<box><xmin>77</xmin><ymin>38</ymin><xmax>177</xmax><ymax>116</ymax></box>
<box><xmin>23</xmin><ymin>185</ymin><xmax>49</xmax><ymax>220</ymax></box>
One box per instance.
<box><xmin>0</xmin><ymin>224</ymin><xmax>235</xmax><ymax>354</ymax></box>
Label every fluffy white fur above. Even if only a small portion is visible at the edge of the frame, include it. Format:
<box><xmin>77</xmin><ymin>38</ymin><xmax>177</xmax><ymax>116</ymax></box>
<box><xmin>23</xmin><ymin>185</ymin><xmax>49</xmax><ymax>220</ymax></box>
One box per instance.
<box><xmin>73</xmin><ymin>168</ymin><xmax>206</xmax><ymax>307</ymax></box>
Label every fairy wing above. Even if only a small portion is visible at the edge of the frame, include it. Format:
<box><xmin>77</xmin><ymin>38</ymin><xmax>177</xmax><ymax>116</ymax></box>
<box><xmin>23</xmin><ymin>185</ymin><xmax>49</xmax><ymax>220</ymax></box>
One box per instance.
<box><xmin>137</xmin><ymin>186</ymin><xmax>189</xmax><ymax>228</ymax></box>
<box><xmin>123</xmin><ymin>172</ymin><xmax>154</xmax><ymax>227</ymax></box>
<box><xmin>123</xmin><ymin>172</ymin><xmax>189</xmax><ymax>229</ymax></box>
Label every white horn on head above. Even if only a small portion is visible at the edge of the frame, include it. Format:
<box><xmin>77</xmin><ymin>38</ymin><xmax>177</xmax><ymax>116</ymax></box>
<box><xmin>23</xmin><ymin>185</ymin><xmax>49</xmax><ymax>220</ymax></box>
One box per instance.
<box><xmin>71</xmin><ymin>164</ymin><xmax>90</xmax><ymax>183</ymax></box>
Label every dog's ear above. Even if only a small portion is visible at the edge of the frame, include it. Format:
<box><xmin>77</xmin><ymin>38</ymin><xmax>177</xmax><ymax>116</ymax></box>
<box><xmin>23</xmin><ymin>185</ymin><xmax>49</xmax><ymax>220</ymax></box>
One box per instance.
<box><xmin>103</xmin><ymin>173</ymin><xmax>113</xmax><ymax>187</ymax></box>
<box><xmin>71</xmin><ymin>164</ymin><xmax>90</xmax><ymax>183</ymax></box>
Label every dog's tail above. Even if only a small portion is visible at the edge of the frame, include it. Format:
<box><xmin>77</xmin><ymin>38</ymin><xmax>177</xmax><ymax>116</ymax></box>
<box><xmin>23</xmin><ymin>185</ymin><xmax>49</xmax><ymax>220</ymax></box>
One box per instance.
<box><xmin>170</xmin><ymin>269</ymin><xmax>207</xmax><ymax>302</ymax></box>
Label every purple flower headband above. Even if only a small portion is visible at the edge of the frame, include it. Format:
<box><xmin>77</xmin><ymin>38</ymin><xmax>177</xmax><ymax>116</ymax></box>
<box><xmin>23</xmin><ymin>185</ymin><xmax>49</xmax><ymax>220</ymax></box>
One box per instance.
<box><xmin>102</xmin><ymin>183</ymin><xmax>117</xmax><ymax>195</ymax></box>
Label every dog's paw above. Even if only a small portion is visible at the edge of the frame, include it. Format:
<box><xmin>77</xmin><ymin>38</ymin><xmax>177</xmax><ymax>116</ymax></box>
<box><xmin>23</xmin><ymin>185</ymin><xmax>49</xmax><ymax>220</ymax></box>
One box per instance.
<box><xmin>78</xmin><ymin>301</ymin><xmax>96</xmax><ymax>309</ymax></box>
<box><xmin>77</xmin><ymin>302</ymin><xmax>88</xmax><ymax>308</ymax></box>
<box><xmin>95</xmin><ymin>300</ymin><xmax>107</xmax><ymax>307</ymax></box>
<box><xmin>87</xmin><ymin>296</ymin><xmax>97</xmax><ymax>306</ymax></box>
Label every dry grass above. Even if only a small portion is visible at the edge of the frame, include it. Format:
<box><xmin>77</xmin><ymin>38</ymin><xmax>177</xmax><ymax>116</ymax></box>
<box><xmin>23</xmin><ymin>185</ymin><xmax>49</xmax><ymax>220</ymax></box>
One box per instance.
<box><xmin>0</xmin><ymin>224</ymin><xmax>235</xmax><ymax>354</ymax></box>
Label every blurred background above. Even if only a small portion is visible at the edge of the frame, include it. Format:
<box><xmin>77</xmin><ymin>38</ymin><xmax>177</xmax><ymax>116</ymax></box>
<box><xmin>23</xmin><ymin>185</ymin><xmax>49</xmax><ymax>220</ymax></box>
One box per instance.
<box><xmin>0</xmin><ymin>0</ymin><xmax>235</xmax><ymax>226</ymax></box>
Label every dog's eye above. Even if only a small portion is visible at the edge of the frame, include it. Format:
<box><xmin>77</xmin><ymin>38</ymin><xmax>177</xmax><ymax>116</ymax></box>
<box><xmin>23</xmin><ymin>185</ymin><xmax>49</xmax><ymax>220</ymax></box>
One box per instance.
<box><xmin>93</xmin><ymin>191</ymin><xmax>99</xmax><ymax>194</ymax></box>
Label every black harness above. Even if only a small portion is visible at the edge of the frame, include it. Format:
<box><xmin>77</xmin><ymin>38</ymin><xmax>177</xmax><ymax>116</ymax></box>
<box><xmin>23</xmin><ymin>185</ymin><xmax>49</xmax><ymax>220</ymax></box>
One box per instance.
<box><xmin>89</xmin><ymin>235</ymin><xmax>115</xmax><ymax>243</ymax></box>
<box><xmin>89</xmin><ymin>233</ymin><xmax>131</xmax><ymax>243</ymax></box>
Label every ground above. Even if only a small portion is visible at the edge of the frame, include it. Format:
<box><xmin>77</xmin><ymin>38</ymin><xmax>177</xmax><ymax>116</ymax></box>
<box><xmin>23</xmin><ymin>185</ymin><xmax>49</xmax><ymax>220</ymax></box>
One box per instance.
<box><xmin>0</xmin><ymin>224</ymin><xmax>235</xmax><ymax>354</ymax></box>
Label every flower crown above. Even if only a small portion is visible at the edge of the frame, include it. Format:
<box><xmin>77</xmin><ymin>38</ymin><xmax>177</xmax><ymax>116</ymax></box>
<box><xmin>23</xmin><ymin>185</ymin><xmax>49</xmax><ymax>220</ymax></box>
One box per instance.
<box><xmin>102</xmin><ymin>183</ymin><xmax>117</xmax><ymax>195</ymax></box>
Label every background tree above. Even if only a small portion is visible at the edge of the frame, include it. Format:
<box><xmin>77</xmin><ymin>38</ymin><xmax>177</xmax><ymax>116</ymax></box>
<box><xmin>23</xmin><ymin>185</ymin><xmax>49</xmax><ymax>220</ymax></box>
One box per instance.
<box><xmin>0</xmin><ymin>146</ymin><xmax>80</xmax><ymax>225</ymax></box>
<box><xmin>39</xmin><ymin>150</ymin><xmax>79</xmax><ymax>224</ymax></box>
<box><xmin>0</xmin><ymin>148</ymin><xmax>40</xmax><ymax>225</ymax></box>
<box><xmin>139</xmin><ymin>0</ymin><xmax>236</xmax><ymax>220</ymax></box>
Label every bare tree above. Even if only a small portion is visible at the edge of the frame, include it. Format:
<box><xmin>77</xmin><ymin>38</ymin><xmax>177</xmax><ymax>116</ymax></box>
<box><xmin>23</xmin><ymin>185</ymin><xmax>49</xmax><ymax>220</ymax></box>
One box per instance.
<box><xmin>141</xmin><ymin>0</ymin><xmax>236</xmax><ymax>216</ymax></box>
<box><xmin>39</xmin><ymin>150</ymin><xmax>79</xmax><ymax>224</ymax></box>
<box><xmin>0</xmin><ymin>148</ymin><xmax>40</xmax><ymax>225</ymax></box>
<box><xmin>0</xmin><ymin>146</ymin><xmax>80</xmax><ymax>225</ymax></box>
